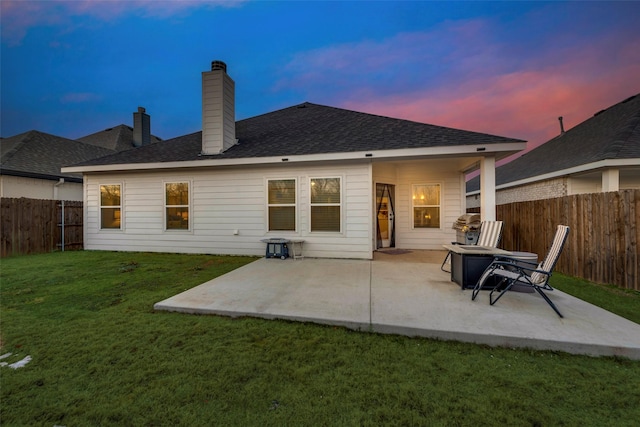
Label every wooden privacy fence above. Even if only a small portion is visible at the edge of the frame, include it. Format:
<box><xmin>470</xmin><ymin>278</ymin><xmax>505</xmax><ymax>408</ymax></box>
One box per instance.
<box><xmin>470</xmin><ymin>190</ymin><xmax>639</xmax><ymax>290</ymax></box>
<box><xmin>1</xmin><ymin>198</ymin><xmax>83</xmax><ymax>257</ymax></box>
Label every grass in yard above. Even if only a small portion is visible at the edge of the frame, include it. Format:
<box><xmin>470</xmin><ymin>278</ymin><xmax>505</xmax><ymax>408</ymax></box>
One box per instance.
<box><xmin>550</xmin><ymin>274</ymin><xmax>640</xmax><ymax>324</ymax></box>
<box><xmin>1</xmin><ymin>251</ymin><xmax>639</xmax><ymax>426</ymax></box>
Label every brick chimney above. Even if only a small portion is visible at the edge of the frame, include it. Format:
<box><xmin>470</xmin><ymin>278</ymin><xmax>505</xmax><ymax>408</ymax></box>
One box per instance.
<box><xmin>133</xmin><ymin>107</ymin><xmax>151</xmax><ymax>147</ymax></box>
<box><xmin>202</xmin><ymin>60</ymin><xmax>236</xmax><ymax>155</ymax></box>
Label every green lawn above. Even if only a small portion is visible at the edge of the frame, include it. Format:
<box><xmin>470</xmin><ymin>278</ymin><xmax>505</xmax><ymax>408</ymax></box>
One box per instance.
<box><xmin>549</xmin><ymin>274</ymin><xmax>640</xmax><ymax>325</ymax></box>
<box><xmin>1</xmin><ymin>251</ymin><xmax>639</xmax><ymax>426</ymax></box>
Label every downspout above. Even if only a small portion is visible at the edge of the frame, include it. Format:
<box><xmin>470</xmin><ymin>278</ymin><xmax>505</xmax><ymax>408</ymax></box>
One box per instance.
<box><xmin>53</xmin><ymin>178</ymin><xmax>65</xmax><ymax>200</ymax></box>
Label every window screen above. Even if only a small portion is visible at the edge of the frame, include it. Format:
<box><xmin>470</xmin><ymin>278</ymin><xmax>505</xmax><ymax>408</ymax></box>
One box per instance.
<box><xmin>268</xmin><ymin>179</ymin><xmax>296</xmax><ymax>231</ymax></box>
<box><xmin>100</xmin><ymin>184</ymin><xmax>121</xmax><ymax>229</ymax></box>
<box><xmin>412</xmin><ymin>183</ymin><xmax>440</xmax><ymax>228</ymax></box>
<box><xmin>310</xmin><ymin>178</ymin><xmax>341</xmax><ymax>232</ymax></box>
<box><xmin>166</xmin><ymin>182</ymin><xmax>189</xmax><ymax>230</ymax></box>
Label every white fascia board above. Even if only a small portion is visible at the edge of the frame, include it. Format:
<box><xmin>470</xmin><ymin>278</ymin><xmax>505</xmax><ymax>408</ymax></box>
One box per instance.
<box><xmin>466</xmin><ymin>158</ymin><xmax>640</xmax><ymax>195</ymax></box>
<box><xmin>62</xmin><ymin>141</ymin><xmax>526</xmax><ymax>174</ymax></box>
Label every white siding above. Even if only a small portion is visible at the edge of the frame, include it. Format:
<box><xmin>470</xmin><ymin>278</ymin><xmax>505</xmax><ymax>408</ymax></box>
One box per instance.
<box><xmin>621</xmin><ymin>168</ymin><xmax>640</xmax><ymax>189</ymax></box>
<box><xmin>0</xmin><ymin>175</ymin><xmax>83</xmax><ymax>201</ymax></box>
<box><xmin>84</xmin><ymin>163</ymin><xmax>373</xmax><ymax>259</ymax></box>
<box><xmin>568</xmin><ymin>175</ymin><xmax>600</xmax><ymax>195</ymax></box>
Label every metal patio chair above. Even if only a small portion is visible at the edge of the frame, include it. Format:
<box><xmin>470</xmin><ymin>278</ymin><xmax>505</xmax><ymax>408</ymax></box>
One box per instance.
<box><xmin>441</xmin><ymin>220</ymin><xmax>504</xmax><ymax>272</ymax></box>
<box><xmin>471</xmin><ymin>225</ymin><xmax>570</xmax><ymax>318</ymax></box>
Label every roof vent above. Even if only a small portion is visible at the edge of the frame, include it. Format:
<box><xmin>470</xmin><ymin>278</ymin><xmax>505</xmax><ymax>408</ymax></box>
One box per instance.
<box><xmin>558</xmin><ymin>116</ymin><xmax>565</xmax><ymax>134</ymax></box>
<box><xmin>211</xmin><ymin>60</ymin><xmax>227</xmax><ymax>73</ymax></box>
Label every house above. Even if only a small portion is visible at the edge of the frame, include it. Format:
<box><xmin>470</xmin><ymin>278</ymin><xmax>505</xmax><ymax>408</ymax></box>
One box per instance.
<box><xmin>62</xmin><ymin>60</ymin><xmax>526</xmax><ymax>259</ymax></box>
<box><xmin>77</xmin><ymin>107</ymin><xmax>163</xmax><ymax>152</ymax></box>
<box><xmin>466</xmin><ymin>94</ymin><xmax>640</xmax><ymax>208</ymax></box>
<box><xmin>1</xmin><ymin>130</ymin><xmax>114</xmax><ymax>201</ymax></box>
<box><xmin>0</xmin><ymin>107</ymin><xmax>162</xmax><ymax>201</ymax></box>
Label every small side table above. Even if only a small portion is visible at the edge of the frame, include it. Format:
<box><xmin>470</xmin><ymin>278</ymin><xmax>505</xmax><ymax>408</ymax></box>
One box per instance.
<box><xmin>289</xmin><ymin>239</ymin><xmax>305</xmax><ymax>260</ymax></box>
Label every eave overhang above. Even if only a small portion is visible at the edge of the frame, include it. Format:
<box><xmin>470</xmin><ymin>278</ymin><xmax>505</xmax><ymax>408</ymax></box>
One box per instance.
<box><xmin>0</xmin><ymin>168</ymin><xmax>83</xmax><ymax>183</ymax></box>
<box><xmin>62</xmin><ymin>142</ymin><xmax>526</xmax><ymax>174</ymax></box>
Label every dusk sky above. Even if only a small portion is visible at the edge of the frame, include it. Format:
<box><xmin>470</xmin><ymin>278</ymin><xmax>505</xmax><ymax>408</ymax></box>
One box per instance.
<box><xmin>2</xmin><ymin>1</ymin><xmax>639</xmax><ymax>160</ymax></box>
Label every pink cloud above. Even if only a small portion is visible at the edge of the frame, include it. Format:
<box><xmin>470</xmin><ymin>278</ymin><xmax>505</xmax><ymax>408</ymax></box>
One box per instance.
<box><xmin>276</xmin><ymin>20</ymin><xmax>492</xmax><ymax>92</ymax></box>
<box><xmin>1</xmin><ymin>0</ymin><xmax>244</xmax><ymax>45</ymax></box>
<box><xmin>66</xmin><ymin>0</ymin><xmax>245</xmax><ymax>20</ymax></box>
<box><xmin>273</xmin><ymin>12</ymin><xmax>640</xmax><ymax>162</ymax></box>
<box><xmin>340</xmin><ymin>32</ymin><xmax>640</xmax><ymax>158</ymax></box>
<box><xmin>0</xmin><ymin>1</ymin><xmax>65</xmax><ymax>45</ymax></box>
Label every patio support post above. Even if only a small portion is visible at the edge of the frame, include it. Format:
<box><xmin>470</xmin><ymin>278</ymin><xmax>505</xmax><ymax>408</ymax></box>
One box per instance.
<box><xmin>479</xmin><ymin>156</ymin><xmax>496</xmax><ymax>221</ymax></box>
<box><xmin>602</xmin><ymin>168</ymin><xmax>619</xmax><ymax>192</ymax></box>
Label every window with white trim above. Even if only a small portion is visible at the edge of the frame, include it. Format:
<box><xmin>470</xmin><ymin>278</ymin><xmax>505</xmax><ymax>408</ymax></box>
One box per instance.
<box><xmin>310</xmin><ymin>177</ymin><xmax>341</xmax><ymax>232</ymax></box>
<box><xmin>412</xmin><ymin>183</ymin><xmax>441</xmax><ymax>228</ymax></box>
<box><xmin>268</xmin><ymin>179</ymin><xmax>296</xmax><ymax>231</ymax></box>
<box><xmin>100</xmin><ymin>184</ymin><xmax>122</xmax><ymax>229</ymax></box>
<box><xmin>165</xmin><ymin>182</ymin><xmax>190</xmax><ymax>230</ymax></box>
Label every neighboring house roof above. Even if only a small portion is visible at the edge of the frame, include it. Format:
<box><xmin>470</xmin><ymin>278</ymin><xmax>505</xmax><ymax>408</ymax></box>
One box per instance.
<box><xmin>77</xmin><ymin>124</ymin><xmax>162</xmax><ymax>151</ymax></box>
<box><xmin>69</xmin><ymin>102</ymin><xmax>525</xmax><ymax>168</ymax></box>
<box><xmin>0</xmin><ymin>130</ymin><xmax>115</xmax><ymax>182</ymax></box>
<box><xmin>467</xmin><ymin>93</ymin><xmax>640</xmax><ymax>193</ymax></box>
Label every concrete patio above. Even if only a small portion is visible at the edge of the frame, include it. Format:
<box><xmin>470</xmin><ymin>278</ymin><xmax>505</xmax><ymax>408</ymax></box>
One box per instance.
<box><xmin>154</xmin><ymin>250</ymin><xmax>640</xmax><ymax>360</ymax></box>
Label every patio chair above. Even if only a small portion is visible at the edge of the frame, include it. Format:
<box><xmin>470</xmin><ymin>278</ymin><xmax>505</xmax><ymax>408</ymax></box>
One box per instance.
<box><xmin>471</xmin><ymin>225</ymin><xmax>570</xmax><ymax>318</ymax></box>
<box><xmin>441</xmin><ymin>220</ymin><xmax>504</xmax><ymax>272</ymax></box>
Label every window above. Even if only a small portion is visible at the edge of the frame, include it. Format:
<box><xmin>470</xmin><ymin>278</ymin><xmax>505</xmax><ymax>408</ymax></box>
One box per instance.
<box><xmin>165</xmin><ymin>182</ymin><xmax>189</xmax><ymax>230</ymax></box>
<box><xmin>412</xmin><ymin>183</ymin><xmax>441</xmax><ymax>228</ymax></box>
<box><xmin>100</xmin><ymin>184</ymin><xmax>121</xmax><ymax>229</ymax></box>
<box><xmin>310</xmin><ymin>177</ymin><xmax>341</xmax><ymax>232</ymax></box>
<box><xmin>268</xmin><ymin>179</ymin><xmax>296</xmax><ymax>231</ymax></box>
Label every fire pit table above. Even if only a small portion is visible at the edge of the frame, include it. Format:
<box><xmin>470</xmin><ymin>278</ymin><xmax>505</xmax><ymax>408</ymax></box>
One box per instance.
<box><xmin>442</xmin><ymin>244</ymin><xmax>512</xmax><ymax>289</ymax></box>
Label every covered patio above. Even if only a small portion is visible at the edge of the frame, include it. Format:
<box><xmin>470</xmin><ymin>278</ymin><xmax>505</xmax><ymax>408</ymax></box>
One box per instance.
<box><xmin>155</xmin><ymin>251</ymin><xmax>640</xmax><ymax>359</ymax></box>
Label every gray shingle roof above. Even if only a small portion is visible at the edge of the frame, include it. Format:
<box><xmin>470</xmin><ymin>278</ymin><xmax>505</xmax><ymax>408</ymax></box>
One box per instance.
<box><xmin>70</xmin><ymin>102</ymin><xmax>525</xmax><ymax>168</ymax></box>
<box><xmin>77</xmin><ymin>124</ymin><xmax>162</xmax><ymax>151</ymax></box>
<box><xmin>1</xmin><ymin>130</ymin><xmax>115</xmax><ymax>181</ymax></box>
<box><xmin>467</xmin><ymin>94</ymin><xmax>640</xmax><ymax>193</ymax></box>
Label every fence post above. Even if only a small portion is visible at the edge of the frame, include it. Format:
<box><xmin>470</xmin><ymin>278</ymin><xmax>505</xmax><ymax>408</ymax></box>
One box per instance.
<box><xmin>60</xmin><ymin>200</ymin><xmax>65</xmax><ymax>252</ymax></box>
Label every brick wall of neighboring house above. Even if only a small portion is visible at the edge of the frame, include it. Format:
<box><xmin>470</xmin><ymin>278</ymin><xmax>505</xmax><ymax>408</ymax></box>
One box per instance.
<box><xmin>466</xmin><ymin>193</ymin><xmax>480</xmax><ymax>209</ymax></box>
<box><xmin>467</xmin><ymin>177</ymin><xmax>568</xmax><ymax>209</ymax></box>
